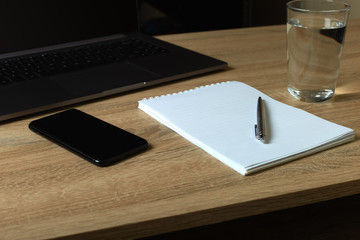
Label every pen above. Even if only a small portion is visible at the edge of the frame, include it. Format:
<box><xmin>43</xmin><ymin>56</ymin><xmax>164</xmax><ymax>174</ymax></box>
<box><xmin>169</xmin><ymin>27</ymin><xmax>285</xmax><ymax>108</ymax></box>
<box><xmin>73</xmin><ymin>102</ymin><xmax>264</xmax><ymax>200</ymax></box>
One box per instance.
<box><xmin>255</xmin><ymin>97</ymin><xmax>266</xmax><ymax>143</ymax></box>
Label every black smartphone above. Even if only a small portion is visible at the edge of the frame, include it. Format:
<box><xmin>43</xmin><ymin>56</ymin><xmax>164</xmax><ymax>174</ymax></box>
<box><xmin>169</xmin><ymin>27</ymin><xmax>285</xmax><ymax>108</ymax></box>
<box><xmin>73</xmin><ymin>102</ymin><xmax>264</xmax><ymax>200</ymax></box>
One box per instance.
<box><xmin>29</xmin><ymin>109</ymin><xmax>148</xmax><ymax>167</ymax></box>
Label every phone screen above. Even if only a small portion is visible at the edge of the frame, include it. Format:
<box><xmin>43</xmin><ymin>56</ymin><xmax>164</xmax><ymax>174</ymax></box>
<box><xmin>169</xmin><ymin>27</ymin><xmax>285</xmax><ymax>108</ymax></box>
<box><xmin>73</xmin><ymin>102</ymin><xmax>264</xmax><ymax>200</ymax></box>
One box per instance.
<box><xmin>29</xmin><ymin>109</ymin><xmax>148</xmax><ymax>167</ymax></box>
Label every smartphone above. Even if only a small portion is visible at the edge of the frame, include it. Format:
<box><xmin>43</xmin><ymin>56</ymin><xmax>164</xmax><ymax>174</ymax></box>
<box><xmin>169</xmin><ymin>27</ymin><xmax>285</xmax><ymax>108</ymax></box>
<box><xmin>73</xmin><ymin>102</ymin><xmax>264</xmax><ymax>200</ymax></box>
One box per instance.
<box><xmin>29</xmin><ymin>109</ymin><xmax>148</xmax><ymax>167</ymax></box>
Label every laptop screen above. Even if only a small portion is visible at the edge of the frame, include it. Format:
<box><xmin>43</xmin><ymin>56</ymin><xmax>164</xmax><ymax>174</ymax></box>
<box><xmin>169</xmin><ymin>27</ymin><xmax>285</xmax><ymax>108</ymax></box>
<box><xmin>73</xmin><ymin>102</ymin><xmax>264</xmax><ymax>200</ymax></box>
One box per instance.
<box><xmin>0</xmin><ymin>0</ymin><xmax>138</xmax><ymax>55</ymax></box>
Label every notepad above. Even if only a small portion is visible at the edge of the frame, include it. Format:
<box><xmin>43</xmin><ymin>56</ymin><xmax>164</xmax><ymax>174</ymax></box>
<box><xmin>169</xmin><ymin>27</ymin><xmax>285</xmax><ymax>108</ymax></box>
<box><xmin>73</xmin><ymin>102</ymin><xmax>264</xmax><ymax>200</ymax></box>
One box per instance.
<box><xmin>138</xmin><ymin>81</ymin><xmax>354</xmax><ymax>175</ymax></box>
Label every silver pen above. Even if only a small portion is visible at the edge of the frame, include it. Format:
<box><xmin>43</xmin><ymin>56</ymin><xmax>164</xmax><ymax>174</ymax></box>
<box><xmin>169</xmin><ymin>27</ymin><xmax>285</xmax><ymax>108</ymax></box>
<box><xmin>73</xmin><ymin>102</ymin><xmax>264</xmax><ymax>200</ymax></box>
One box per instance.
<box><xmin>255</xmin><ymin>97</ymin><xmax>266</xmax><ymax>143</ymax></box>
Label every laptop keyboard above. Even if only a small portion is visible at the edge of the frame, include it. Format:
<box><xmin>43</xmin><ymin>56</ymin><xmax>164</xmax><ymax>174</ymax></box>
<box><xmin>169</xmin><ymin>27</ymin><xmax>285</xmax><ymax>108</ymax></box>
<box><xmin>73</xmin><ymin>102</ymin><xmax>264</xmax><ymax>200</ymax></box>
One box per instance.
<box><xmin>0</xmin><ymin>38</ymin><xmax>168</xmax><ymax>85</ymax></box>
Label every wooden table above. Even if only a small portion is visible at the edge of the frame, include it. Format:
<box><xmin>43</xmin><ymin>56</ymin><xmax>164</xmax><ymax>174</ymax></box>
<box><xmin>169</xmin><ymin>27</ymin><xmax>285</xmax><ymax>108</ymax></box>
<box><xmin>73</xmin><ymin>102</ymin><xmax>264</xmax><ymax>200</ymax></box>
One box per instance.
<box><xmin>1</xmin><ymin>19</ymin><xmax>360</xmax><ymax>240</ymax></box>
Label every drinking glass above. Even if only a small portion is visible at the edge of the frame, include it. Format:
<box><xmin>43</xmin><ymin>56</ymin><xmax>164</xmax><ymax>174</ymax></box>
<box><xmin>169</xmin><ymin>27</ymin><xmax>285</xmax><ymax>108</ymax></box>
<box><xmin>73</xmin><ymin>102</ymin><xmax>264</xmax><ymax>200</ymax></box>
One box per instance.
<box><xmin>287</xmin><ymin>0</ymin><xmax>350</xmax><ymax>102</ymax></box>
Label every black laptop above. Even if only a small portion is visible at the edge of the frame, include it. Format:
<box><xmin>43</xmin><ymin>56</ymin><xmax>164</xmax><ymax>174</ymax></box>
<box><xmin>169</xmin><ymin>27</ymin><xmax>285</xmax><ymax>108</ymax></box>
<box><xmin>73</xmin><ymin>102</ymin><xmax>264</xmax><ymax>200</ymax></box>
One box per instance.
<box><xmin>0</xmin><ymin>0</ymin><xmax>227</xmax><ymax>122</ymax></box>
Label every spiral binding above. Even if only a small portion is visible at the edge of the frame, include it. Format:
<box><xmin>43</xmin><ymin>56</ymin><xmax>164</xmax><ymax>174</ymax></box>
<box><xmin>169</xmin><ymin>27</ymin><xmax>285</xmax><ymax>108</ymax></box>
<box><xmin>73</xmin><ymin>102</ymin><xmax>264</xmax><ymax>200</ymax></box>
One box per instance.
<box><xmin>141</xmin><ymin>81</ymin><xmax>232</xmax><ymax>101</ymax></box>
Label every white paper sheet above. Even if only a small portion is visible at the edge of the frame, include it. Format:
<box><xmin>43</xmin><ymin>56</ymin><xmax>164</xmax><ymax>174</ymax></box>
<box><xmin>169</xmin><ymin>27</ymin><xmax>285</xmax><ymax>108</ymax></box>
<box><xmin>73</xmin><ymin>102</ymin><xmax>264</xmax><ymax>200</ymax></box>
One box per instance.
<box><xmin>138</xmin><ymin>81</ymin><xmax>354</xmax><ymax>175</ymax></box>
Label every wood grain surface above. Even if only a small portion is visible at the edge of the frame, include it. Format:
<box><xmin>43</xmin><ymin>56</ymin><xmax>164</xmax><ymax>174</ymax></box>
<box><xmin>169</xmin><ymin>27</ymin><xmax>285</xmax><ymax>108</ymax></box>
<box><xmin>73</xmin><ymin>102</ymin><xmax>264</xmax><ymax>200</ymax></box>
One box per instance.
<box><xmin>1</xmin><ymin>19</ymin><xmax>360</xmax><ymax>240</ymax></box>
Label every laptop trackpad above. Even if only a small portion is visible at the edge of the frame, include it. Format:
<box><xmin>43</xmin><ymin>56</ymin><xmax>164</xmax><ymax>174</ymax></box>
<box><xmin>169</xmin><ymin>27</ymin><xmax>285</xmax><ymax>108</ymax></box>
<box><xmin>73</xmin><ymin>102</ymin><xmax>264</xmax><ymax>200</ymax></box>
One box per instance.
<box><xmin>50</xmin><ymin>62</ymin><xmax>158</xmax><ymax>95</ymax></box>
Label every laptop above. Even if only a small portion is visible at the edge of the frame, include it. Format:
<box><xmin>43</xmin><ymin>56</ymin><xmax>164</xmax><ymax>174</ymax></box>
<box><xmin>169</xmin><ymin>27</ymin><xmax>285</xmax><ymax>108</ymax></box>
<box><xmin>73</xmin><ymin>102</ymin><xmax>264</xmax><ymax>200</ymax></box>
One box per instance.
<box><xmin>0</xmin><ymin>0</ymin><xmax>227</xmax><ymax>122</ymax></box>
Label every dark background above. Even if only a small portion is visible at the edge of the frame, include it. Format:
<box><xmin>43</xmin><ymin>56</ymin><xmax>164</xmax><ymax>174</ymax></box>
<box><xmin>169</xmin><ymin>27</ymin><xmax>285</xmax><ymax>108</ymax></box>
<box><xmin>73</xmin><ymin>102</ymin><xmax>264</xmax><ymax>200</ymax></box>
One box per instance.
<box><xmin>139</xmin><ymin>0</ymin><xmax>290</xmax><ymax>35</ymax></box>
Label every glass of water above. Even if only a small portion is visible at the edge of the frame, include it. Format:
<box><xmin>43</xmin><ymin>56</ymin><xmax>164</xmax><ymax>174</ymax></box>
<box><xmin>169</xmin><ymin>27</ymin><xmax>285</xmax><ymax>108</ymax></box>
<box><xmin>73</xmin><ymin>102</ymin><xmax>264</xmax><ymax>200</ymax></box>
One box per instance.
<box><xmin>286</xmin><ymin>0</ymin><xmax>350</xmax><ymax>102</ymax></box>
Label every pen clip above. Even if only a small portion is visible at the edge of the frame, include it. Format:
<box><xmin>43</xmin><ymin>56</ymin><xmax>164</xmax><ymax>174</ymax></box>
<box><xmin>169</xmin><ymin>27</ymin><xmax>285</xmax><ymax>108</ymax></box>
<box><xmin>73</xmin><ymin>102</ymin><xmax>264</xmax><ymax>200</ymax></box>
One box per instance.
<box><xmin>255</xmin><ymin>124</ymin><xmax>260</xmax><ymax>140</ymax></box>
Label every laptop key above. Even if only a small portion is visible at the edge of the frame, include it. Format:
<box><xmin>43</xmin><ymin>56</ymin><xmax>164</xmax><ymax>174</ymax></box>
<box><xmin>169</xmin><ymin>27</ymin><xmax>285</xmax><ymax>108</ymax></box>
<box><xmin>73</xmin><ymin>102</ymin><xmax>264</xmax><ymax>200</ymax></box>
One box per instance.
<box><xmin>0</xmin><ymin>75</ymin><xmax>11</xmax><ymax>85</ymax></box>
